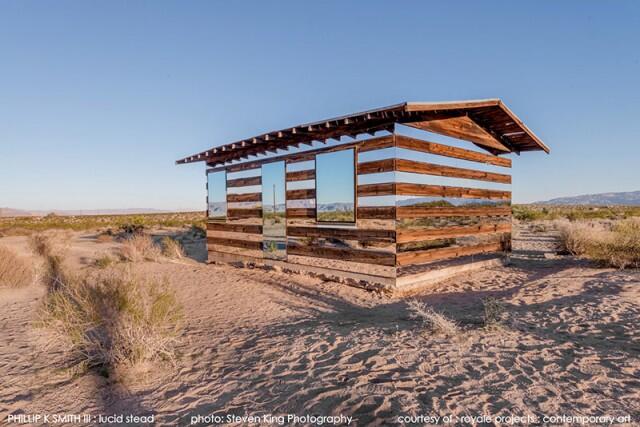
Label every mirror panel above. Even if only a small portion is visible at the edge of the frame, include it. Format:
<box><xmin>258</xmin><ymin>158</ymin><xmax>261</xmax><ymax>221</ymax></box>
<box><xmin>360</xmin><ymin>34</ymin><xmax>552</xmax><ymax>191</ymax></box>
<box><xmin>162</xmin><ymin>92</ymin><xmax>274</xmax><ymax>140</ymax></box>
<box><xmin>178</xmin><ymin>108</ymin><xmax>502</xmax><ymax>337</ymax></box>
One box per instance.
<box><xmin>316</xmin><ymin>149</ymin><xmax>355</xmax><ymax>222</ymax></box>
<box><xmin>207</xmin><ymin>171</ymin><xmax>227</xmax><ymax>220</ymax></box>
<box><xmin>262</xmin><ymin>161</ymin><xmax>286</xmax><ymax>259</ymax></box>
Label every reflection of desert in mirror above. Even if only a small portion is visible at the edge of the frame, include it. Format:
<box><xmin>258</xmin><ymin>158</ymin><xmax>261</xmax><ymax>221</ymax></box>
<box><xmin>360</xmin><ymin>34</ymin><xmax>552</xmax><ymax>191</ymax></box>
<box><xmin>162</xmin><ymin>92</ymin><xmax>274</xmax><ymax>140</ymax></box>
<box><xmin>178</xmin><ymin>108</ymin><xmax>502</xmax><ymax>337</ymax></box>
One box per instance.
<box><xmin>262</xmin><ymin>161</ymin><xmax>286</xmax><ymax>260</ymax></box>
<box><xmin>316</xmin><ymin>149</ymin><xmax>355</xmax><ymax>222</ymax></box>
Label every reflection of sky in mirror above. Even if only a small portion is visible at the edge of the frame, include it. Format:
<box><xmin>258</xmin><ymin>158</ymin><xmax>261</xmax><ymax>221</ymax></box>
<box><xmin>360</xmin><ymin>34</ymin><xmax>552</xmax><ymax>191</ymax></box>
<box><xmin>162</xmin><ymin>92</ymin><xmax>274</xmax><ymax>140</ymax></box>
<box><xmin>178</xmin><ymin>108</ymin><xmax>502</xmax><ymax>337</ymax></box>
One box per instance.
<box><xmin>207</xmin><ymin>171</ymin><xmax>227</xmax><ymax>217</ymax></box>
<box><xmin>316</xmin><ymin>149</ymin><xmax>354</xmax><ymax>205</ymax></box>
<box><xmin>262</xmin><ymin>161</ymin><xmax>285</xmax><ymax>210</ymax></box>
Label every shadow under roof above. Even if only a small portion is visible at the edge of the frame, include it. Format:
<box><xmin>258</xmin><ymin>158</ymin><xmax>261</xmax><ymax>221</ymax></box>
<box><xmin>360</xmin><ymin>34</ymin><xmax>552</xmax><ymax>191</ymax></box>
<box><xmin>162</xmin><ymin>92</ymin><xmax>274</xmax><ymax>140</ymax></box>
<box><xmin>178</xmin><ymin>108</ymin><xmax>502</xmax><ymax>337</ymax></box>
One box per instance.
<box><xmin>177</xmin><ymin>99</ymin><xmax>549</xmax><ymax>166</ymax></box>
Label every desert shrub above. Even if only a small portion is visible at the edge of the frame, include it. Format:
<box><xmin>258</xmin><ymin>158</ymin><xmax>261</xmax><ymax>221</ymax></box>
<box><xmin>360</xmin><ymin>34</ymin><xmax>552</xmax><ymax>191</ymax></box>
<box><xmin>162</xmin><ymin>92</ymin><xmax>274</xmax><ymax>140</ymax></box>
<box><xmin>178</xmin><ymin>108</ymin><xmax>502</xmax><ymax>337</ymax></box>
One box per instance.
<box><xmin>30</xmin><ymin>233</ymin><xmax>69</xmax><ymax>291</ymax></box>
<box><xmin>556</xmin><ymin>218</ymin><xmax>640</xmax><ymax>268</ymax></box>
<box><xmin>119</xmin><ymin>222</ymin><xmax>145</xmax><ymax>235</ymax></box>
<box><xmin>160</xmin><ymin>237</ymin><xmax>185</xmax><ymax>259</ymax></box>
<box><xmin>483</xmin><ymin>297</ymin><xmax>505</xmax><ymax>328</ymax></box>
<box><xmin>407</xmin><ymin>299</ymin><xmax>459</xmax><ymax>335</ymax></box>
<box><xmin>39</xmin><ymin>268</ymin><xmax>182</xmax><ymax>375</ymax></box>
<box><xmin>585</xmin><ymin>219</ymin><xmax>640</xmax><ymax>269</ymax></box>
<box><xmin>556</xmin><ymin>221</ymin><xmax>600</xmax><ymax>255</ymax></box>
<box><xmin>120</xmin><ymin>234</ymin><xmax>161</xmax><ymax>262</ymax></box>
<box><xmin>0</xmin><ymin>246</ymin><xmax>35</xmax><ymax>288</ymax></box>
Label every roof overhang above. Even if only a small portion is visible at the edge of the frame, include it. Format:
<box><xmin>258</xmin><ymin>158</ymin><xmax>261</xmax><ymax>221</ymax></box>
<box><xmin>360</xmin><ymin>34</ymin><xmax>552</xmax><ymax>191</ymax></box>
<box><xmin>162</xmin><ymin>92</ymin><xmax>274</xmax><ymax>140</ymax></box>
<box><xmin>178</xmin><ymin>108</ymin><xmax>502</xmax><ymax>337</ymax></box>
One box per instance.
<box><xmin>176</xmin><ymin>99</ymin><xmax>549</xmax><ymax>166</ymax></box>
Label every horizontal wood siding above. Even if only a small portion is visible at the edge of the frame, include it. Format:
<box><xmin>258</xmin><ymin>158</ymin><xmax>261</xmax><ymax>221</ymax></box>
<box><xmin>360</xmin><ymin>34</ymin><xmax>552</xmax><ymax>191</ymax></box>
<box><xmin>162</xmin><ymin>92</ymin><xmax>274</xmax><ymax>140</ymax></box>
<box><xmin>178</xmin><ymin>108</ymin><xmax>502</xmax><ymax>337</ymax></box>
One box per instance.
<box><xmin>357</xmin><ymin>206</ymin><xmax>396</xmax><ymax>219</ymax></box>
<box><xmin>396</xmin><ymin>183</ymin><xmax>511</xmax><ymax>200</ymax></box>
<box><xmin>207</xmin><ymin>222</ymin><xmax>263</xmax><ymax>234</ymax></box>
<box><xmin>396</xmin><ymin>242</ymin><xmax>502</xmax><ymax>266</ymax></box>
<box><xmin>357</xmin><ymin>183</ymin><xmax>395</xmax><ymax>197</ymax></box>
<box><xmin>286</xmin><ymin>169</ymin><xmax>315</xmax><ymax>182</ymax></box>
<box><xmin>395</xmin><ymin>159</ymin><xmax>511</xmax><ymax>184</ymax></box>
<box><xmin>227</xmin><ymin>208</ymin><xmax>263</xmax><ymax>219</ymax></box>
<box><xmin>227</xmin><ymin>176</ymin><xmax>262</xmax><ymax>188</ymax></box>
<box><xmin>207</xmin><ymin>236</ymin><xmax>263</xmax><ymax>250</ymax></box>
<box><xmin>288</xmin><ymin>226</ymin><xmax>395</xmax><ymax>243</ymax></box>
<box><xmin>397</xmin><ymin>223</ymin><xmax>511</xmax><ymax>243</ymax></box>
<box><xmin>287</xmin><ymin>189</ymin><xmax>316</xmax><ymax>200</ymax></box>
<box><xmin>288</xmin><ymin>244</ymin><xmax>395</xmax><ymax>266</ymax></box>
<box><xmin>397</xmin><ymin>206</ymin><xmax>511</xmax><ymax>218</ymax></box>
<box><xmin>358</xmin><ymin>158</ymin><xmax>395</xmax><ymax>175</ymax></box>
<box><xmin>227</xmin><ymin>192</ymin><xmax>262</xmax><ymax>203</ymax></box>
<box><xmin>396</xmin><ymin>135</ymin><xmax>511</xmax><ymax>168</ymax></box>
<box><xmin>358</xmin><ymin>158</ymin><xmax>511</xmax><ymax>183</ymax></box>
<box><xmin>286</xmin><ymin>208</ymin><xmax>316</xmax><ymax>218</ymax></box>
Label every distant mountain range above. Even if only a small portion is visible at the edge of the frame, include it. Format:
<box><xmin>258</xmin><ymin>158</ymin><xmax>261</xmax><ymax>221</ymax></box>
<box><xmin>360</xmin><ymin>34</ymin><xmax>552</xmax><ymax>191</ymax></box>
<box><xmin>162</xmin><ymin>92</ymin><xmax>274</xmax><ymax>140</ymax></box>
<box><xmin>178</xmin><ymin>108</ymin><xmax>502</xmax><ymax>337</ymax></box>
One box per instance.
<box><xmin>536</xmin><ymin>191</ymin><xmax>640</xmax><ymax>206</ymax></box>
<box><xmin>0</xmin><ymin>207</ymin><xmax>191</xmax><ymax>217</ymax></box>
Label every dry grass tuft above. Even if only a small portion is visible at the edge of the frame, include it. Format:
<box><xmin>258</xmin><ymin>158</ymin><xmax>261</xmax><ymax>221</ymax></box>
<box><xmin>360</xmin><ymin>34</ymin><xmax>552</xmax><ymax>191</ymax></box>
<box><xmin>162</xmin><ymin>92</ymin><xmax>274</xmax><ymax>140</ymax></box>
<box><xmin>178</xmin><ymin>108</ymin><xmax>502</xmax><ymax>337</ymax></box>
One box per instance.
<box><xmin>0</xmin><ymin>246</ymin><xmax>35</xmax><ymax>288</ymax></box>
<box><xmin>30</xmin><ymin>233</ymin><xmax>70</xmax><ymax>291</ymax></box>
<box><xmin>482</xmin><ymin>297</ymin><xmax>505</xmax><ymax>328</ymax></box>
<box><xmin>407</xmin><ymin>299</ymin><xmax>459</xmax><ymax>335</ymax></box>
<box><xmin>39</xmin><ymin>267</ymin><xmax>182</xmax><ymax>376</ymax></box>
<box><xmin>556</xmin><ymin>218</ymin><xmax>640</xmax><ymax>269</ymax></box>
<box><xmin>120</xmin><ymin>234</ymin><xmax>161</xmax><ymax>262</ymax></box>
<box><xmin>160</xmin><ymin>237</ymin><xmax>185</xmax><ymax>259</ymax></box>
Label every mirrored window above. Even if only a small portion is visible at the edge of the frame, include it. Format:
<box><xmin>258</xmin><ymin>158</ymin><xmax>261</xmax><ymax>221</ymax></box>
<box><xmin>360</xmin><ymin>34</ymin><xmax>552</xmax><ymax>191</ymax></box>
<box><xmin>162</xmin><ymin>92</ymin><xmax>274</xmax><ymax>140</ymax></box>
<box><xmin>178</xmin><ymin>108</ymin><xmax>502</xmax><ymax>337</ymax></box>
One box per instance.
<box><xmin>207</xmin><ymin>171</ymin><xmax>227</xmax><ymax>220</ymax></box>
<box><xmin>316</xmin><ymin>149</ymin><xmax>355</xmax><ymax>222</ymax></box>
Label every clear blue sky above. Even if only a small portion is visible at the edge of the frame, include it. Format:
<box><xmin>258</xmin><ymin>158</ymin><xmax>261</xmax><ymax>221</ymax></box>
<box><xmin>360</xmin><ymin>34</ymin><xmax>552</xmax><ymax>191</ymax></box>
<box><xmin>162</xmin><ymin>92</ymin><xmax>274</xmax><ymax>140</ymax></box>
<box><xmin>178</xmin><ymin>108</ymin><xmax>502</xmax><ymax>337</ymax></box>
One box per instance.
<box><xmin>1</xmin><ymin>1</ymin><xmax>639</xmax><ymax>210</ymax></box>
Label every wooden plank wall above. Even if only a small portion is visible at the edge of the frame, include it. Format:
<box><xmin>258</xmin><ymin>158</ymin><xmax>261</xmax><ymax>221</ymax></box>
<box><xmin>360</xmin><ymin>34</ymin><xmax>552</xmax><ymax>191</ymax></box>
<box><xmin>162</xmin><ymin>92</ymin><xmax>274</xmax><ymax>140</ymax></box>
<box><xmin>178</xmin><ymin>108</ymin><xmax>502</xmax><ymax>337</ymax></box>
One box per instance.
<box><xmin>207</xmin><ymin>166</ymin><xmax>263</xmax><ymax>256</ymax></box>
<box><xmin>206</xmin><ymin>132</ymin><xmax>512</xmax><ymax>279</ymax></box>
<box><xmin>284</xmin><ymin>137</ymin><xmax>396</xmax><ymax>275</ymax></box>
<box><xmin>207</xmin><ymin>135</ymin><xmax>398</xmax><ymax>277</ymax></box>
<box><xmin>387</xmin><ymin>135</ymin><xmax>512</xmax><ymax>270</ymax></box>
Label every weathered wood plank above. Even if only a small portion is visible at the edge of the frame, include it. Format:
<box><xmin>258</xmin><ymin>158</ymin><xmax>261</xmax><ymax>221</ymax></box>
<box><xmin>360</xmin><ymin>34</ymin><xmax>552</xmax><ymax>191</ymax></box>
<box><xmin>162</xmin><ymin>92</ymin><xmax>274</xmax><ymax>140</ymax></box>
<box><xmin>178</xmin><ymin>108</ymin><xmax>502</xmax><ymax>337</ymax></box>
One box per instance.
<box><xmin>396</xmin><ymin>183</ymin><xmax>511</xmax><ymax>200</ymax></box>
<box><xmin>288</xmin><ymin>244</ymin><xmax>396</xmax><ymax>266</ymax></box>
<box><xmin>207</xmin><ymin>236</ymin><xmax>263</xmax><ymax>250</ymax></box>
<box><xmin>227</xmin><ymin>176</ymin><xmax>262</xmax><ymax>188</ymax></box>
<box><xmin>395</xmin><ymin>159</ymin><xmax>511</xmax><ymax>184</ymax></box>
<box><xmin>227</xmin><ymin>208</ymin><xmax>263</xmax><ymax>219</ymax></box>
<box><xmin>207</xmin><ymin>222</ymin><xmax>263</xmax><ymax>234</ymax></box>
<box><xmin>286</xmin><ymin>169</ymin><xmax>315</xmax><ymax>182</ymax></box>
<box><xmin>397</xmin><ymin>223</ymin><xmax>511</xmax><ymax>243</ymax></box>
<box><xmin>357</xmin><ymin>183</ymin><xmax>395</xmax><ymax>197</ymax></box>
<box><xmin>396</xmin><ymin>242</ymin><xmax>503</xmax><ymax>266</ymax></box>
<box><xmin>287</xmin><ymin>226</ymin><xmax>395</xmax><ymax>242</ymax></box>
<box><xmin>396</xmin><ymin>135</ymin><xmax>511</xmax><ymax>167</ymax></box>
<box><xmin>227</xmin><ymin>192</ymin><xmax>262</xmax><ymax>203</ymax></box>
<box><xmin>286</xmin><ymin>208</ymin><xmax>316</xmax><ymax>218</ymax></box>
<box><xmin>287</xmin><ymin>189</ymin><xmax>316</xmax><ymax>200</ymax></box>
<box><xmin>357</xmin><ymin>158</ymin><xmax>395</xmax><ymax>175</ymax></box>
<box><xmin>357</xmin><ymin>206</ymin><xmax>396</xmax><ymax>219</ymax></box>
<box><xmin>356</xmin><ymin>135</ymin><xmax>395</xmax><ymax>153</ymax></box>
<box><xmin>397</xmin><ymin>205</ymin><xmax>511</xmax><ymax>218</ymax></box>
<box><xmin>358</xmin><ymin>158</ymin><xmax>511</xmax><ymax>184</ymax></box>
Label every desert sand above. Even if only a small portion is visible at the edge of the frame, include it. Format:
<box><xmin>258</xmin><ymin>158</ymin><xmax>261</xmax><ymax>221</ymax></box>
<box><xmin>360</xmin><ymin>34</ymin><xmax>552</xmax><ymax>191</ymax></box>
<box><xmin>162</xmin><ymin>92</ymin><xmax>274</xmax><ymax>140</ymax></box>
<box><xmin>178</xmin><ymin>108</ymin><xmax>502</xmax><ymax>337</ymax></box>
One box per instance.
<box><xmin>1</xmin><ymin>224</ymin><xmax>639</xmax><ymax>426</ymax></box>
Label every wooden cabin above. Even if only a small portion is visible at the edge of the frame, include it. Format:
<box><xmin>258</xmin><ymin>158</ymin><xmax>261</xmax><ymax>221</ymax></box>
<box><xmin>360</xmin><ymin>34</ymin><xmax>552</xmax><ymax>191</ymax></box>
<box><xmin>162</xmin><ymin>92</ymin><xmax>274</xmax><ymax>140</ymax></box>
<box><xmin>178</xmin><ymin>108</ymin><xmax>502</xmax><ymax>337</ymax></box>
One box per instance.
<box><xmin>177</xmin><ymin>99</ymin><xmax>549</xmax><ymax>292</ymax></box>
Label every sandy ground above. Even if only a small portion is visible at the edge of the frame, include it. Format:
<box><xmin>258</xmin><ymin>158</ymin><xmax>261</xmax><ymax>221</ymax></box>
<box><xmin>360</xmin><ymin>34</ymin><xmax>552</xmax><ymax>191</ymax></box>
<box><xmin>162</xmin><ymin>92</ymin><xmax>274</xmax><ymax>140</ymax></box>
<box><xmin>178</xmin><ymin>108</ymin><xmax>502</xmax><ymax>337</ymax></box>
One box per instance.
<box><xmin>1</xmin><ymin>224</ymin><xmax>639</xmax><ymax>426</ymax></box>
